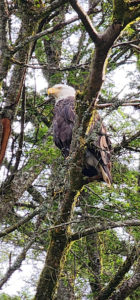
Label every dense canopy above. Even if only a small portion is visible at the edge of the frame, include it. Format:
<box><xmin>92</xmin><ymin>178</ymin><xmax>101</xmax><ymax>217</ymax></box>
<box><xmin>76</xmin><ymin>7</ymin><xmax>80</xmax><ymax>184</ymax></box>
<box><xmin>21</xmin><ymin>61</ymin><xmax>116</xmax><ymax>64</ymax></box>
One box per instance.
<box><xmin>0</xmin><ymin>0</ymin><xmax>140</xmax><ymax>299</ymax></box>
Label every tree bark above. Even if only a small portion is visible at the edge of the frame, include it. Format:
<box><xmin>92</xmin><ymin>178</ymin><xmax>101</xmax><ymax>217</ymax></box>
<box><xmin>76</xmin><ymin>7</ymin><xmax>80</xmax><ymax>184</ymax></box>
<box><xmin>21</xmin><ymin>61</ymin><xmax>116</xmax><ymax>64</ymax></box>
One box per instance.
<box><xmin>109</xmin><ymin>260</ymin><xmax>140</xmax><ymax>300</ymax></box>
<box><xmin>34</xmin><ymin>1</ymin><xmax>140</xmax><ymax>298</ymax></box>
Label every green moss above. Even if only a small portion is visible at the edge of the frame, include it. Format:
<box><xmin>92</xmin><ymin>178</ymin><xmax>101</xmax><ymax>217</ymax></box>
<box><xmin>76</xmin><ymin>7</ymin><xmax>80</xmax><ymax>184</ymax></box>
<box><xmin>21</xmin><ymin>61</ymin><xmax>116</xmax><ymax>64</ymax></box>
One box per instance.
<box><xmin>113</xmin><ymin>0</ymin><xmax>126</xmax><ymax>24</ymax></box>
<box><xmin>113</xmin><ymin>0</ymin><xmax>140</xmax><ymax>26</ymax></box>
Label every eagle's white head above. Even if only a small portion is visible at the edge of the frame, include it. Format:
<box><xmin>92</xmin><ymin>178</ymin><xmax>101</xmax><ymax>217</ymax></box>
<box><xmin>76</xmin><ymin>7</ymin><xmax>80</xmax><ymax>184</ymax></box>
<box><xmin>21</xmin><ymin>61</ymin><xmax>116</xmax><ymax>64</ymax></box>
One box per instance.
<box><xmin>47</xmin><ymin>84</ymin><xmax>76</xmax><ymax>102</ymax></box>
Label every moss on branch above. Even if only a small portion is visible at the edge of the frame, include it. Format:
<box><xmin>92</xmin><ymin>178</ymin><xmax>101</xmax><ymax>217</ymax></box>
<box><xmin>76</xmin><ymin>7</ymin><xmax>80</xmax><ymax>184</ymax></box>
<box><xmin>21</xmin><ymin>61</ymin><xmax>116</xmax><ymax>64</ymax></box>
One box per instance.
<box><xmin>113</xmin><ymin>0</ymin><xmax>140</xmax><ymax>26</ymax></box>
<box><xmin>113</xmin><ymin>0</ymin><xmax>126</xmax><ymax>24</ymax></box>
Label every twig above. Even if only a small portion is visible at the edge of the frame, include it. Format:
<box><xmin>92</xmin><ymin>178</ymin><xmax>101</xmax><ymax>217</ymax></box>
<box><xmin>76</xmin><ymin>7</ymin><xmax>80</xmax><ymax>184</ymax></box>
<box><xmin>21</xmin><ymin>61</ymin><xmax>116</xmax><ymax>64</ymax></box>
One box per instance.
<box><xmin>125</xmin><ymin>146</ymin><xmax>140</xmax><ymax>152</ymax></box>
<box><xmin>128</xmin><ymin>0</ymin><xmax>140</xmax><ymax>7</ymax></box>
<box><xmin>113</xmin><ymin>131</ymin><xmax>140</xmax><ymax>153</ymax></box>
<box><xmin>11</xmin><ymin>59</ymin><xmax>89</xmax><ymax>71</ymax></box>
<box><xmin>96</xmin><ymin>101</ymin><xmax>140</xmax><ymax>109</ymax></box>
<box><xmin>112</xmin><ymin>39</ymin><xmax>140</xmax><ymax>48</ymax></box>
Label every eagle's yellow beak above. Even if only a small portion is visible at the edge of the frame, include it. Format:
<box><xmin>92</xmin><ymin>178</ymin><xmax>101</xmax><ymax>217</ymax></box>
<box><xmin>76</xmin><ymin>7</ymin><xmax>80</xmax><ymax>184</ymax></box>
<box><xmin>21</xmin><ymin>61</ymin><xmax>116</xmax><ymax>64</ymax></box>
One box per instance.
<box><xmin>47</xmin><ymin>87</ymin><xmax>57</xmax><ymax>96</ymax></box>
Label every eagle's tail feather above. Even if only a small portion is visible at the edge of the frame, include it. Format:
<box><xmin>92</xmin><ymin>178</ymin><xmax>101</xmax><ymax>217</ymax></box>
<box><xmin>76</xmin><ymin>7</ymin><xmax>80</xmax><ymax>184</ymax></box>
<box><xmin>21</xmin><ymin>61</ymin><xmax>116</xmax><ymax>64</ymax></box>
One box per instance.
<box><xmin>62</xmin><ymin>147</ymin><xmax>70</xmax><ymax>158</ymax></box>
<box><xmin>99</xmin><ymin>165</ymin><xmax>112</xmax><ymax>187</ymax></box>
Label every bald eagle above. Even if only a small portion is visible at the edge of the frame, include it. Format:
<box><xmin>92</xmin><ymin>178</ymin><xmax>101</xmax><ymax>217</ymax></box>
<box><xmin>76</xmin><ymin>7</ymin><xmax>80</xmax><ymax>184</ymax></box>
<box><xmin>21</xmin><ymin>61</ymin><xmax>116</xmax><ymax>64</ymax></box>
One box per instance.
<box><xmin>48</xmin><ymin>84</ymin><xmax>112</xmax><ymax>185</ymax></box>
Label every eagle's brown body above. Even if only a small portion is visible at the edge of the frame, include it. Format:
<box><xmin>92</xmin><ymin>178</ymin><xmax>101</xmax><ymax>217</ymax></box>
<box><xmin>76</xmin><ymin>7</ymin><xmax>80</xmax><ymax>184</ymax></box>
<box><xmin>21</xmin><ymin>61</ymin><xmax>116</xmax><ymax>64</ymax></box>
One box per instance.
<box><xmin>48</xmin><ymin>84</ymin><xmax>112</xmax><ymax>185</ymax></box>
<box><xmin>53</xmin><ymin>97</ymin><xmax>75</xmax><ymax>157</ymax></box>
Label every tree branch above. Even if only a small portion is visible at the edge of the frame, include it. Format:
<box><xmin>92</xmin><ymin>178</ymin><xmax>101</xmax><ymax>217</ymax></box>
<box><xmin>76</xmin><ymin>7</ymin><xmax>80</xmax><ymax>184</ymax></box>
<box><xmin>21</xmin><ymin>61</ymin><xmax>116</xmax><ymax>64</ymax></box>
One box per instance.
<box><xmin>11</xmin><ymin>58</ymin><xmax>89</xmax><ymax>71</ymax></box>
<box><xmin>69</xmin><ymin>0</ymin><xmax>99</xmax><ymax>43</ymax></box>
<box><xmin>109</xmin><ymin>259</ymin><xmax>140</xmax><ymax>300</ymax></box>
<box><xmin>96</xmin><ymin>244</ymin><xmax>140</xmax><ymax>300</ymax></box>
<box><xmin>11</xmin><ymin>15</ymin><xmax>81</xmax><ymax>55</ymax></box>
<box><xmin>125</xmin><ymin>146</ymin><xmax>140</xmax><ymax>152</ymax></box>
<box><xmin>69</xmin><ymin>219</ymin><xmax>140</xmax><ymax>242</ymax></box>
<box><xmin>113</xmin><ymin>131</ymin><xmax>140</xmax><ymax>153</ymax></box>
<box><xmin>0</xmin><ymin>236</ymin><xmax>36</xmax><ymax>289</ymax></box>
<box><xmin>128</xmin><ymin>0</ymin><xmax>140</xmax><ymax>7</ymax></box>
<box><xmin>28</xmin><ymin>185</ymin><xmax>45</xmax><ymax>204</ymax></box>
<box><xmin>0</xmin><ymin>206</ymin><xmax>42</xmax><ymax>238</ymax></box>
<box><xmin>112</xmin><ymin>39</ymin><xmax>140</xmax><ymax>48</ymax></box>
<box><xmin>0</xmin><ymin>126</ymin><xmax>53</xmax><ymax>218</ymax></box>
<box><xmin>96</xmin><ymin>101</ymin><xmax>140</xmax><ymax>109</ymax></box>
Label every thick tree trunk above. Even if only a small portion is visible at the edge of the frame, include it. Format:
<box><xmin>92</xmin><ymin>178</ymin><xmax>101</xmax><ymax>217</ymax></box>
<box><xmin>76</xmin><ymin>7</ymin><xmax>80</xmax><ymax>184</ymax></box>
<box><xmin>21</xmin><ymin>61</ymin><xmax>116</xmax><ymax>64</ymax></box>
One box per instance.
<box><xmin>35</xmin><ymin>186</ymin><xmax>81</xmax><ymax>300</ymax></box>
<box><xmin>56</xmin><ymin>278</ymin><xmax>76</xmax><ymax>300</ymax></box>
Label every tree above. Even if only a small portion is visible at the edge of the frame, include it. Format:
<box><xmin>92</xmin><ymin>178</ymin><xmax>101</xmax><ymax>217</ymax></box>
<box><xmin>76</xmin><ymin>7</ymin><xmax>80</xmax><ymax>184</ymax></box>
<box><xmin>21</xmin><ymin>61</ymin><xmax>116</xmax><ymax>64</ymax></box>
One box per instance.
<box><xmin>0</xmin><ymin>0</ymin><xmax>140</xmax><ymax>299</ymax></box>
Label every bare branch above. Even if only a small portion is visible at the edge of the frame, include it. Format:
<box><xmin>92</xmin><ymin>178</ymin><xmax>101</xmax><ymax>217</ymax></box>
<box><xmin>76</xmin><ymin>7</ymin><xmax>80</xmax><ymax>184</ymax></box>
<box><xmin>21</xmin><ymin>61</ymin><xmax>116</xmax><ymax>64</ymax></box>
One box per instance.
<box><xmin>128</xmin><ymin>0</ymin><xmax>140</xmax><ymax>7</ymax></box>
<box><xmin>113</xmin><ymin>131</ymin><xmax>140</xmax><ymax>153</ymax></box>
<box><xmin>96</xmin><ymin>100</ymin><xmax>140</xmax><ymax>109</ymax></box>
<box><xmin>15</xmin><ymin>202</ymin><xmax>37</xmax><ymax>209</ymax></box>
<box><xmin>125</xmin><ymin>146</ymin><xmax>140</xmax><ymax>152</ymax></box>
<box><xmin>130</xmin><ymin>44</ymin><xmax>140</xmax><ymax>52</ymax></box>
<box><xmin>112</xmin><ymin>39</ymin><xmax>140</xmax><ymax>48</ymax></box>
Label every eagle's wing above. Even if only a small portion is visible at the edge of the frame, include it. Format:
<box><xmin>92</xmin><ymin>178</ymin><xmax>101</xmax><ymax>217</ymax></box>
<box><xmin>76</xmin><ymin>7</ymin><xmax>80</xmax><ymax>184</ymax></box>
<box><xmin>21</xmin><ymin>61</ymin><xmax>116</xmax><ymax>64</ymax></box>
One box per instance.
<box><xmin>53</xmin><ymin>97</ymin><xmax>75</xmax><ymax>157</ymax></box>
<box><xmin>83</xmin><ymin>111</ymin><xmax>112</xmax><ymax>185</ymax></box>
<box><xmin>63</xmin><ymin>103</ymin><xmax>75</xmax><ymax>124</ymax></box>
<box><xmin>97</xmin><ymin>124</ymin><xmax>112</xmax><ymax>185</ymax></box>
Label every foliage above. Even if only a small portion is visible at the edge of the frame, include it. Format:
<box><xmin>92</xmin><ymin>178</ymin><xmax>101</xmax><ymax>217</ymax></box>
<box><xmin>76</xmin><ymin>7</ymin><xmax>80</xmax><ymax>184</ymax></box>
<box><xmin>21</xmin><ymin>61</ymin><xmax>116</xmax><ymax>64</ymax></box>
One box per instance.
<box><xmin>0</xmin><ymin>295</ymin><xmax>20</xmax><ymax>300</ymax></box>
<box><xmin>0</xmin><ymin>0</ymin><xmax>140</xmax><ymax>299</ymax></box>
